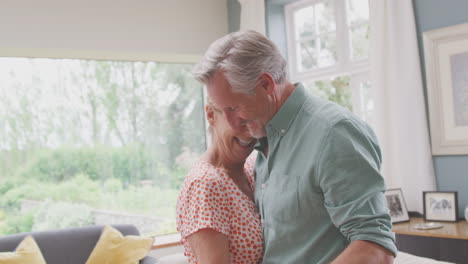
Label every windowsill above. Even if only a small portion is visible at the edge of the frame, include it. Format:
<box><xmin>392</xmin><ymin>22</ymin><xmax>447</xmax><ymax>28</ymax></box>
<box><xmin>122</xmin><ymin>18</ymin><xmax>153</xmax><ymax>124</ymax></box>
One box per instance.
<box><xmin>152</xmin><ymin>233</ymin><xmax>182</xmax><ymax>250</ymax></box>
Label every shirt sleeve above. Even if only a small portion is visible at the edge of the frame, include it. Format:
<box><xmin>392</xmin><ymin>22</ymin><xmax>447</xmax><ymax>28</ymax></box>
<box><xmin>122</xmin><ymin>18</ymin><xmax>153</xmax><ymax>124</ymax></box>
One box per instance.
<box><xmin>177</xmin><ymin>170</ymin><xmax>231</xmax><ymax>239</ymax></box>
<box><xmin>317</xmin><ymin>118</ymin><xmax>397</xmax><ymax>256</ymax></box>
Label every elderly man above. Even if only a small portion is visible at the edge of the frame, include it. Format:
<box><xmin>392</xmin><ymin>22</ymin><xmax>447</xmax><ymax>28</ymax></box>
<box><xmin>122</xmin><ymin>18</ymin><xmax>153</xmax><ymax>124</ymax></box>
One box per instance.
<box><xmin>193</xmin><ymin>30</ymin><xmax>397</xmax><ymax>264</ymax></box>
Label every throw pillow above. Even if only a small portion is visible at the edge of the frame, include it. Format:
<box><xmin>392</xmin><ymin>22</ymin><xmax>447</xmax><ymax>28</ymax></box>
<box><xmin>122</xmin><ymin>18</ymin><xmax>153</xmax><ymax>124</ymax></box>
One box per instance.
<box><xmin>0</xmin><ymin>236</ymin><xmax>47</xmax><ymax>264</ymax></box>
<box><xmin>86</xmin><ymin>225</ymin><xmax>154</xmax><ymax>264</ymax></box>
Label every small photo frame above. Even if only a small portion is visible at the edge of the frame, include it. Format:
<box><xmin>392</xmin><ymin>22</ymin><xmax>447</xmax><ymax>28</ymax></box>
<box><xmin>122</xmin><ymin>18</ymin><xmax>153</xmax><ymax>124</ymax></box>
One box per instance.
<box><xmin>423</xmin><ymin>191</ymin><xmax>458</xmax><ymax>222</ymax></box>
<box><xmin>384</xmin><ymin>188</ymin><xmax>410</xmax><ymax>223</ymax></box>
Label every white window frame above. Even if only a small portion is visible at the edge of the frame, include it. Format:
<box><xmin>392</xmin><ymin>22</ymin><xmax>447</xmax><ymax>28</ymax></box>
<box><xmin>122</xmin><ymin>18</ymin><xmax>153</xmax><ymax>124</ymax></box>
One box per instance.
<box><xmin>285</xmin><ymin>0</ymin><xmax>369</xmax><ymax>80</ymax></box>
<box><xmin>285</xmin><ymin>0</ymin><xmax>371</xmax><ymax>121</ymax></box>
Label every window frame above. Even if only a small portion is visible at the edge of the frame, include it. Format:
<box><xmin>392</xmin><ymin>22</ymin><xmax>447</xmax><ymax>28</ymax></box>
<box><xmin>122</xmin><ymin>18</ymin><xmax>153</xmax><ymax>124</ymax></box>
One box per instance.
<box><xmin>285</xmin><ymin>0</ymin><xmax>373</xmax><ymax>125</ymax></box>
<box><xmin>284</xmin><ymin>0</ymin><xmax>369</xmax><ymax>82</ymax></box>
<box><xmin>0</xmin><ymin>47</ymin><xmax>202</xmax><ymax>64</ymax></box>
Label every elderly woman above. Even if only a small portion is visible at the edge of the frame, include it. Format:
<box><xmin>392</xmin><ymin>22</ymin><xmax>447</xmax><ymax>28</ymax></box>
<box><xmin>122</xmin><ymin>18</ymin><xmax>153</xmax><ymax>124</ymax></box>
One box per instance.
<box><xmin>176</xmin><ymin>99</ymin><xmax>263</xmax><ymax>264</ymax></box>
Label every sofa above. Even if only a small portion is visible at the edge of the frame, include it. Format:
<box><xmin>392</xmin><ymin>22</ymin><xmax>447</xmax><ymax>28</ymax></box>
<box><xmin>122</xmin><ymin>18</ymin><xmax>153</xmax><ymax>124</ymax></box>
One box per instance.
<box><xmin>0</xmin><ymin>225</ymin><xmax>157</xmax><ymax>264</ymax></box>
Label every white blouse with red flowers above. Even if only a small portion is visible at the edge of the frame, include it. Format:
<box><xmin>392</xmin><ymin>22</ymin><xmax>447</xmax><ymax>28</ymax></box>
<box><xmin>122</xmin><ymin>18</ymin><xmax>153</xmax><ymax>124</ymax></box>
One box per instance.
<box><xmin>176</xmin><ymin>157</ymin><xmax>263</xmax><ymax>264</ymax></box>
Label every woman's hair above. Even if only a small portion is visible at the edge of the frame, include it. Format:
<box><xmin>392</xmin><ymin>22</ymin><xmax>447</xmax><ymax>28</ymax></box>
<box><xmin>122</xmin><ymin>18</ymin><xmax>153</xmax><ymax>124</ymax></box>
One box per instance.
<box><xmin>193</xmin><ymin>30</ymin><xmax>287</xmax><ymax>94</ymax></box>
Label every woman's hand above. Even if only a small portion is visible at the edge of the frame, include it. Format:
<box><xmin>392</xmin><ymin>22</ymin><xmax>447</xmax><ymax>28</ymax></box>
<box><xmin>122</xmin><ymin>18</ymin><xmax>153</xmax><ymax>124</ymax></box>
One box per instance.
<box><xmin>187</xmin><ymin>228</ymin><xmax>230</xmax><ymax>264</ymax></box>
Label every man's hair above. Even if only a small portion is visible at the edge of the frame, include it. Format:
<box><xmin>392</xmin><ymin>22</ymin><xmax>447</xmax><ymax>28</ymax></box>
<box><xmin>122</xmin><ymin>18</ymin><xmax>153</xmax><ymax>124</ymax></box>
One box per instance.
<box><xmin>192</xmin><ymin>30</ymin><xmax>287</xmax><ymax>94</ymax></box>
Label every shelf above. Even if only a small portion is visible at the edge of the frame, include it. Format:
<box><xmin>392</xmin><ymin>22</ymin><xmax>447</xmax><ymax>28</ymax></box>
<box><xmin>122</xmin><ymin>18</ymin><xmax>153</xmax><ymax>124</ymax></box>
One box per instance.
<box><xmin>392</xmin><ymin>217</ymin><xmax>468</xmax><ymax>240</ymax></box>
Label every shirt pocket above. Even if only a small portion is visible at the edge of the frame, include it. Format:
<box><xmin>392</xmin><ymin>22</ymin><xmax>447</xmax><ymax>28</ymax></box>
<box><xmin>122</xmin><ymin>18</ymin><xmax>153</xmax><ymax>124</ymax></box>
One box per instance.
<box><xmin>263</xmin><ymin>173</ymin><xmax>300</xmax><ymax>223</ymax></box>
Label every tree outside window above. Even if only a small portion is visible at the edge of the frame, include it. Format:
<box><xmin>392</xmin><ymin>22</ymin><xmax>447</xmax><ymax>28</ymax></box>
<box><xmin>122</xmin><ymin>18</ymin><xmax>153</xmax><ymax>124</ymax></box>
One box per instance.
<box><xmin>0</xmin><ymin>58</ymin><xmax>205</xmax><ymax>237</ymax></box>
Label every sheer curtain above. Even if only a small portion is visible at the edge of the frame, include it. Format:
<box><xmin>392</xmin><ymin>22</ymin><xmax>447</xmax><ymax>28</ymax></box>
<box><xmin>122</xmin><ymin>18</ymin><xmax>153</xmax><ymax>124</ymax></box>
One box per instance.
<box><xmin>238</xmin><ymin>0</ymin><xmax>266</xmax><ymax>34</ymax></box>
<box><xmin>369</xmin><ymin>0</ymin><xmax>436</xmax><ymax>213</ymax></box>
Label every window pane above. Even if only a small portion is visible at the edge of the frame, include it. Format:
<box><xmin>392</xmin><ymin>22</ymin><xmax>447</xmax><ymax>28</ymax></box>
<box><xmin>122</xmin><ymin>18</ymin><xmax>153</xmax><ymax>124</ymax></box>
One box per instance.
<box><xmin>347</xmin><ymin>0</ymin><xmax>370</xmax><ymax>60</ymax></box>
<box><xmin>298</xmin><ymin>32</ymin><xmax>336</xmax><ymax>71</ymax></box>
<box><xmin>298</xmin><ymin>39</ymin><xmax>317</xmax><ymax>71</ymax></box>
<box><xmin>0</xmin><ymin>58</ymin><xmax>205</xmax><ymax>236</ymax></box>
<box><xmin>350</xmin><ymin>24</ymin><xmax>369</xmax><ymax>60</ymax></box>
<box><xmin>304</xmin><ymin>75</ymin><xmax>352</xmax><ymax>111</ymax></box>
<box><xmin>347</xmin><ymin>0</ymin><xmax>369</xmax><ymax>26</ymax></box>
<box><xmin>294</xmin><ymin>1</ymin><xmax>337</xmax><ymax>72</ymax></box>
<box><xmin>294</xmin><ymin>6</ymin><xmax>315</xmax><ymax>39</ymax></box>
<box><xmin>317</xmin><ymin>33</ymin><xmax>337</xmax><ymax>68</ymax></box>
<box><xmin>315</xmin><ymin>1</ymin><xmax>336</xmax><ymax>34</ymax></box>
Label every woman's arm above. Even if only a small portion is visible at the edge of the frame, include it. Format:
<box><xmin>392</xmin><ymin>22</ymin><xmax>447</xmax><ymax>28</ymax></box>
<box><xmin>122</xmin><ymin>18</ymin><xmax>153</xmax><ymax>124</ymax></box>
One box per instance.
<box><xmin>187</xmin><ymin>228</ymin><xmax>230</xmax><ymax>264</ymax></box>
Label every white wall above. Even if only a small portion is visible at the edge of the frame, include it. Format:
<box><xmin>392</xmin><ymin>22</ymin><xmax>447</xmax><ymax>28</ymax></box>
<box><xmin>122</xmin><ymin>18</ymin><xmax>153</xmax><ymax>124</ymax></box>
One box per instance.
<box><xmin>0</xmin><ymin>0</ymin><xmax>228</xmax><ymax>60</ymax></box>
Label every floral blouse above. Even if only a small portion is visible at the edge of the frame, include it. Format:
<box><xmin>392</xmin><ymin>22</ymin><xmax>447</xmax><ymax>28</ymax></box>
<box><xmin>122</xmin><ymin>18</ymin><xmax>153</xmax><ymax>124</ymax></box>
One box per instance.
<box><xmin>176</xmin><ymin>157</ymin><xmax>263</xmax><ymax>264</ymax></box>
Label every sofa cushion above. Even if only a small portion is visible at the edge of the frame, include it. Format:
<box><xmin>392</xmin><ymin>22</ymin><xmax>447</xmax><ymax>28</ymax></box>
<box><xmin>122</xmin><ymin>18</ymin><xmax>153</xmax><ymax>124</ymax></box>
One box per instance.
<box><xmin>86</xmin><ymin>225</ymin><xmax>154</xmax><ymax>264</ymax></box>
<box><xmin>0</xmin><ymin>225</ymin><xmax>141</xmax><ymax>264</ymax></box>
<box><xmin>0</xmin><ymin>236</ymin><xmax>46</xmax><ymax>264</ymax></box>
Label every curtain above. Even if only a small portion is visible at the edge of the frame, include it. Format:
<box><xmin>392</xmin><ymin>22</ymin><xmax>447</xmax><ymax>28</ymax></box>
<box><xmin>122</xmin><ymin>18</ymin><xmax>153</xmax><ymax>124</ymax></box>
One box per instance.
<box><xmin>369</xmin><ymin>0</ymin><xmax>436</xmax><ymax>213</ymax></box>
<box><xmin>238</xmin><ymin>0</ymin><xmax>266</xmax><ymax>34</ymax></box>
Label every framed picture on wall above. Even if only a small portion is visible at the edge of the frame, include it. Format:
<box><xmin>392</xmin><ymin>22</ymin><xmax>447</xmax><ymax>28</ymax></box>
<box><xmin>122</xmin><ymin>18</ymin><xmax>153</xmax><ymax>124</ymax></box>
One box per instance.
<box><xmin>423</xmin><ymin>191</ymin><xmax>458</xmax><ymax>222</ymax></box>
<box><xmin>423</xmin><ymin>22</ymin><xmax>468</xmax><ymax>155</ymax></box>
<box><xmin>384</xmin><ymin>188</ymin><xmax>410</xmax><ymax>224</ymax></box>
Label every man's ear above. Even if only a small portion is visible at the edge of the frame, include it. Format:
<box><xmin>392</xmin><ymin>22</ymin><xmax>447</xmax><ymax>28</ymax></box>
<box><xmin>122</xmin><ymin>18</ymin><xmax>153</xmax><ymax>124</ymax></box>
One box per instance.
<box><xmin>256</xmin><ymin>72</ymin><xmax>276</xmax><ymax>95</ymax></box>
<box><xmin>205</xmin><ymin>104</ymin><xmax>216</xmax><ymax>126</ymax></box>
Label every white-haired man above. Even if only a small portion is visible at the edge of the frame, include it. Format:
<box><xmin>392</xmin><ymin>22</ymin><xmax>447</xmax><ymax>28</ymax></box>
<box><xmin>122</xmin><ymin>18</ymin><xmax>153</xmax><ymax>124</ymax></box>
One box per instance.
<box><xmin>193</xmin><ymin>30</ymin><xmax>397</xmax><ymax>264</ymax></box>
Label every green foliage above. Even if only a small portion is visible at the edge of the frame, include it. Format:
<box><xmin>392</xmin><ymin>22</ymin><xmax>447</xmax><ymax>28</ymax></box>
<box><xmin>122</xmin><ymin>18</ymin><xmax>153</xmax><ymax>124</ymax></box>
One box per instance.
<box><xmin>0</xmin><ymin>211</ymin><xmax>34</xmax><ymax>235</ymax></box>
<box><xmin>51</xmin><ymin>174</ymin><xmax>100</xmax><ymax>205</ymax></box>
<box><xmin>0</xmin><ymin>175</ymin><xmax>180</xmax><ymax>235</ymax></box>
<box><xmin>103</xmin><ymin>178</ymin><xmax>123</xmax><ymax>193</ymax></box>
<box><xmin>97</xmin><ymin>185</ymin><xmax>179</xmax><ymax>216</ymax></box>
<box><xmin>0</xmin><ymin>180</ymin><xmax>51</xmax><ymax>210</ymax></box>
<box><xmin>0</xmin><ymin>58</ymin><xmax>204</xmax><ymax>237</ymax></box>
<box><xmin>170</xmin><ymin>166</ymin><xmax>189</xmax><ymax>190</ymax></box>
<box><xmin>14</xmin><ymin>145</ymin><xmax>157</xmax><ymax>185</ymax></box>
<box><xmin>305</xmin><ymin>75</ymin><xmax>353</xmax><ymax>111</ymax></box>
<box><xmin>0</xmin><ymin>178</ymin><xmax>21</xmax><ymax>196</ymax></box>
<box><xmin>33</xmin><ymin>200</ymin><xmax>95</xmax><ymax>231</ymax></box>
<box><xmin>0</xmin><ymin>209</ymin><xmax>6</xmax><ymax>221</ymax></box>
<box><xmin>17</xmin><ymin>147</ymin><xmax>101</xmax><ymax>182</ymax></box>
<box><xmin>0</xmin><ymin>175</ymin><xmax>100</xmax><ymax>210</ymax></box>
<box><xmin>149</xmin><ymin>221</ymin><xmax>177</xmax><ymax>237</ymax></box>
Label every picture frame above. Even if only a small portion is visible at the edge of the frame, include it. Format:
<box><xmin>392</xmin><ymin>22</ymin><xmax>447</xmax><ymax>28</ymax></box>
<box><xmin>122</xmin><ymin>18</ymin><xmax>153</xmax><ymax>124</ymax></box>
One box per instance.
<box><xmin>384</xmin><ymin>188</ymin><xmax>410</xmax><ymax>224</ymax></box>
<box><xmin>423</xmin><ymin>191</ymin><xmax>458</xmax><ymax>222</ymax></box>
<box><xmin>423</xmin><ymin>22</ymin><xmax>468</xmax><ymax>155</ymax></box>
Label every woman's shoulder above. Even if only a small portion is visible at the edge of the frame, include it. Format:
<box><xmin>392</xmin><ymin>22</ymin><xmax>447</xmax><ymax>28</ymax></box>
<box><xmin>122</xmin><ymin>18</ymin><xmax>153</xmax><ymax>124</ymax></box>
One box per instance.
<box><xmin>183</xmin><ymin>161</ymin><xmax>226</xmax><ymax>188</ymax></box>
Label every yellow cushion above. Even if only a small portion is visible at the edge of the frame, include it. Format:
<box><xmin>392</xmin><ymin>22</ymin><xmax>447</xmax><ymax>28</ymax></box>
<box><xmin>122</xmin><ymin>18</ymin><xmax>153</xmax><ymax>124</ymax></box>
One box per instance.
<box><xmin>85</xmin><ymin>225</ymin><xmax>154</xmax><ymax>264</ymax></box>
<box><xmin>0</xmin><ymin>236</ymin><xmax>47</xmax><ymax>264</ymax></box>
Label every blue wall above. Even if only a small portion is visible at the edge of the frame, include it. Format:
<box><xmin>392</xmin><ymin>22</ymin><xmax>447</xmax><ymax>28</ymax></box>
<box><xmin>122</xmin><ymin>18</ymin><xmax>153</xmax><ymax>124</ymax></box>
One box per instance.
<box><xmin>265</xmin><ymin>0</ymin><xmax>294</xmax><ymax>59</ymax></box>
<box><xmin>227</xmin><ymin>0</ymin><xmax>241</xmax><ymax>33</ymax></box>
<box><xmin>413</xmin><ymin>0</ymin><xmax>468</xmax><ymax>219</ymax></box>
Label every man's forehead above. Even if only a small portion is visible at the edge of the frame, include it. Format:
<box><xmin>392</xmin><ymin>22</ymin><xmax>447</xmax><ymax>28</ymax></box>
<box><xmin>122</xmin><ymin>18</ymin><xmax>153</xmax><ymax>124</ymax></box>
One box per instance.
<box><xmin>207</xmin><ymin>86</ymin><xmax>235</xmax><ymax>107</ymax></box>
<box><xmin>210</xmin><ymin>95</ymin><xmax>235</xmax><ymax>110</ymax></box>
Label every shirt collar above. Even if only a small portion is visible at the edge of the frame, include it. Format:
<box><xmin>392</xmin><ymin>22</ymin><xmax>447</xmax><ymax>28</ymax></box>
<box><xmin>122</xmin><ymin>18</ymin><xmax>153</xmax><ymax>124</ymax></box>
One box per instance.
<box><xmin>267</xmin><ymin>82</ymin><xmax>307</xmax><ymax>136</ymax></box>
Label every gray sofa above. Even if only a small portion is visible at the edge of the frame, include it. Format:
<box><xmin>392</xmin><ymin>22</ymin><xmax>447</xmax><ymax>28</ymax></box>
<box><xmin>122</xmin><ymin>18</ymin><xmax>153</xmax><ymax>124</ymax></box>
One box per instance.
<box><xmin>0</xmin><ymin>225</ymin><xmax>157</xmax><ymax>264</ymax></box>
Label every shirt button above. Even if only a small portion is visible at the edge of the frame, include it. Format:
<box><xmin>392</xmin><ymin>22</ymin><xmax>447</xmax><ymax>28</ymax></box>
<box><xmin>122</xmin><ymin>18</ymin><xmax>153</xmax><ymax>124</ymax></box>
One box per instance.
<box><xmin>261</xmin><ymin>183</ymin><xmax>267</xmax><ymax>189</ymax></box>
<box><xmin>281</xmin><ymin>128</ymin><xmax>286</xmax><ymax>134</ymax></box>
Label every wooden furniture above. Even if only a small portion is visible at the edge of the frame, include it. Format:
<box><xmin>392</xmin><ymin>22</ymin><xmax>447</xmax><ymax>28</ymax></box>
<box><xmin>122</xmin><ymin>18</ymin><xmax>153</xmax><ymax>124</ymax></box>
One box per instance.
<box><xmin>393</xmin><ymin>217</ymin><xmax>468</xmax><ymax>263</ymax></box>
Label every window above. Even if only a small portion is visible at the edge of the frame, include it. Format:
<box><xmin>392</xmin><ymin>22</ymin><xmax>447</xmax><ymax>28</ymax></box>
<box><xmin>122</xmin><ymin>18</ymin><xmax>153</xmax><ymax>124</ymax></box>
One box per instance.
<box><xmin>0</xmin><ymin>57</ymin><xmax>206</xmax><ymax>237</ymax></box>
<box><xmin>285</xmin><ymin>0</ymin><xmax>373</xmax><ymax>123</ymax></box>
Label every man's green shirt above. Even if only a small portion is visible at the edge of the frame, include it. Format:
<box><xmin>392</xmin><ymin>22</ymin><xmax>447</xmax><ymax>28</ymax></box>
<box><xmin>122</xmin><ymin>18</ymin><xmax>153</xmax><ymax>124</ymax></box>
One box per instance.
<box><xmin>254</xmin><ymin>83</ymin><xmax>397</xmax><ymax>264</ymax></box>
